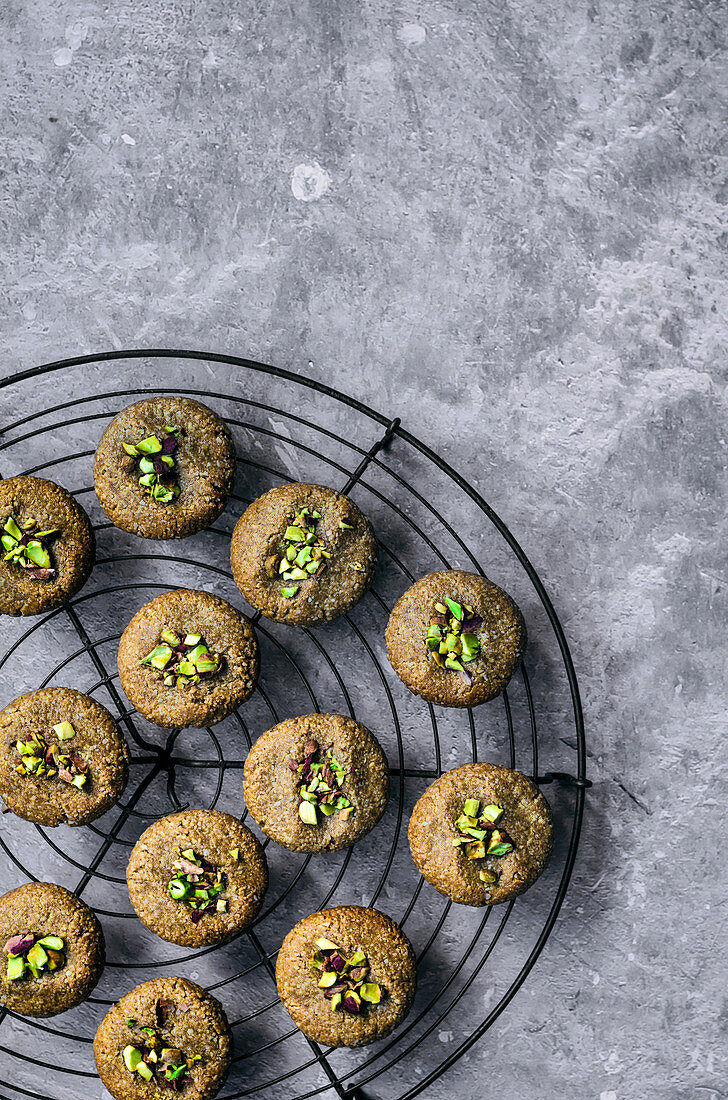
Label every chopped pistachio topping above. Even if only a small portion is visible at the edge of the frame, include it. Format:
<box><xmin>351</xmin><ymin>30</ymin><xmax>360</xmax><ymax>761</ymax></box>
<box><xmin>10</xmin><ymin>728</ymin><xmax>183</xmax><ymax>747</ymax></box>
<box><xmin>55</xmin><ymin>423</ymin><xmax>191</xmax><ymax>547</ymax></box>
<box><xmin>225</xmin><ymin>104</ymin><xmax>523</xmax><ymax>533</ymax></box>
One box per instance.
<box><xmin>141</xmin><ymin>631</ymin><xmax>224</xmax><ymax>689</ymax></box>
<box><xmin>3</xmin><ymin>931</ymin><xmax>66</xmax><ymax>981</ymax></box>
<box><xmin>452</xmin><ymin>798</ymin><xmax>514</xmax><ymax>886</ymax></box>
<box><xmin>289</xmin><ymin>739</ymin><xmax>354</xmax><ymax>826</ymax></box>
<box><xmin>122</xmin><ymin>425</ymin><xmax>182</xmax><ymax>504</ymax></box>
<box><xmin>311</xmin><ymin>939</ymin><xmax>384</xmax><ymax>1013</ymax></box>
<box><xmin>272</xmin><ymin>506</ymin><xmax>330</xmax><ymax>597</ymax></box>
<box><xmin>12</xmin><ymin>723</ymin><xmax>89</xmax><ymax>789</ymax></box>
<box><xmin>168</xmin><ymin>848</ymin><xmax>228</xmax><ymax>923</ymax></box>
<box><xmin>122</xmin><ymin>1003</ymin><xmax>201</xmax><ymax>1089</ymax></box>
<box><xmin>425</xmin><ymin>596</ymin><xmax>483</xmax><ymax>684</ymax></box>
<box><xmin>1</xmin><ymin>516</ymin><xmax>59</xmax><ymax>580</ymax></box>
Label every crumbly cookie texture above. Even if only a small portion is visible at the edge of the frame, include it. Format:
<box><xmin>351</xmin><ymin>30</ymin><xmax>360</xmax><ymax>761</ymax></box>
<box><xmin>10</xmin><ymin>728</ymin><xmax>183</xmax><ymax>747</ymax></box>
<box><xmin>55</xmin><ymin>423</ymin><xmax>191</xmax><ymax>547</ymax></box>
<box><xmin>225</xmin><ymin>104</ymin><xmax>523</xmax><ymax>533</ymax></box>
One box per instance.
<box><xmin>0</xmin><ymin>476</ymin><xmax>95</xmax><ymax>616</ymax></box>
<box><xmin>408</xmin><ymin>763</ymin><xmax>553</xmax><ymax>906</ymax></box>
<box><xmin>386</xmin><ymin>570</ymin><xmax>526</xmax><ymax>707</ymax></box>
<box><xmin>127</xmin><ymin>810</ymin><xmax>267</xmax><ymax>947</ymax></box>
<box><xmin>0</xmin><ymin>687</ymin><xmax>129</xmax><ymax>827</ymax></box>
<box><xmin>0</xmin><ymin>882</ymin><xmax>105</xmax><ymax>1017</ymax></box>
<box><xmin>94</xmin><ymin>976</ymin><xmax>231</xmax><ymax>1100</ymax></box>
<box><xmin>118</xmin><ymin>589</ymin><xmax>259</xmax><ymax>728</ymax></box>
<box><xmin>231</xmin><ymin>482</ymin><xmax>376</xmax><ymax>625</ymax></box>
<box><xmin>276</xmin><ymin>905</ymin><xmax>416</xmax><ymax>1047</ymax></box>
<box><xmin>94</xmin><ymin>396</ymin><xmax>235</xmax><ymax>540</ymax></box>
<box><xmin>243</xmin><ymin>714</ymin><xmax>389</xmax><ymax>853</ymax></box>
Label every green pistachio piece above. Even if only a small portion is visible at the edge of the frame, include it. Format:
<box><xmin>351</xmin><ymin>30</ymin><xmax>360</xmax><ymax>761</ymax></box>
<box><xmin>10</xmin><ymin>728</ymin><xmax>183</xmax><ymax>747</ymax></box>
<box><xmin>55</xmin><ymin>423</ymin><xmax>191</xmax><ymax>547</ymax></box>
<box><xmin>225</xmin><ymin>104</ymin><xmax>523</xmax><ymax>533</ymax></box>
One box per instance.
<box><xmin>37</xmin><ymin>935</ymin><xmax>64</xmax><ymax>951</ymax></box>
<box><xmin>359</xmin><ymin>982</ymin><xmax>381</xmax><ymax>1003</ymax></box>
<box><xmin>216</xmin><ymin>899</ymin><xmax>228</xmax><ymax>912</ymax></box>
<box><xmin>160</xmin><ymin>629</ymin><xmax>180</xmax><ymax>646</ymax></box>
<box><xmin>138</xmin><ymin>456</ymin><xmax>155</xmax><ymax>474</ymax></box>
<box><xmin>141</xmin><ymin>644</ymin><xmax>173</xmax><ymax>669</ymax></box>
<box><xmin>123</xmin><ymin>1046</ymin><xmax>142</xmax><ymax>1073</ymax></box>
<box><xmin>487</xmin><ymin>842</ymin><xmax>514</xmax><ymax>857</ymax></box>
<box><xmin>53</xmin><ymin>721</ymin><xmax>75</xmax><ymax>741</ymax></box>
<box><xmin>6</xmin><ymin>956</ymin><xmax>25</xmax><ymax>981</ymax></box>
<box><xmin>136</xmin><ymin>1062</ymin><xmax>153</xmax><ymax>1082</ymax></box>
<box><xmin>1</xmin><ymin>534</ymin><xmax>17</xmax><ymax>552</ymax></box>
<box><xmin>25</xmin><ymin>542</ymin><xmax>50</xmax><ymax>568</ymax></box>
<box><xmin>445</xmin><ymin>633</ymin><xmax>460</xmax><ymax>653</ymax></box>
<box><xmin>330</xmin><ymin>991</ymin><xmax>343</xmax><ymax>1011</ymax></box>
<box><xmin>71</xmin><ymin>773</ymin><xmax>87</xmax><ymax>788</ymax></box>
<box><xmin>138</xmin><ymin>473</ymin><xmax>156</xmax><ymax>488</ymax></box>
<box><xmin>319</xmin><ymin>802</ymin><xmax>336</xmax><ymax>816</ymax></box>
<box><xmin>229</xmin><ymin>848</ymin><xmax>239</xmax><ymax>861</ymax></box>
<box><xmin>26</xmin><ymin>943</ymin><xmax>48</xmax><ymax>969</ymax></box>
<box><xmin>444</xmin><ymin>655</ymin><xmax>465</xmax><ymax>672</ymax></box>
<box><xmin>176</xmin><ymin>660</ymin><xmax>196</xmax><ymax>676</ymax></box>
<box><xmin>135</xmin><ymin>435</ymin><xmax>163</xmax><ymax>454</ymax></box>
<box><xmin>463</xmin><ymin>798</ymin><xmax>480</xmax><ymax>818</ymax></box>
<box><xmin>315</xmin><ymin>937</ymin><xmax>339</xmax><ymax>951</ymax></box>
<box><xmin>280</xmin><ymin>586</ymin><xmax>299</xmax><ymax>597</ymax></box>
<box><xmin>348</xmin><ymin>948</ymin><xmax>367</xmax><ymax>967</ymax></box>
<box><xmin>4</xmin><ymin>517</ymin><xmax>22</xmax><ymax>540</ymax></box>
<box><xmin>479</xmin><ymin>868</ymin><xmax>498</xmax><ymax>884</ymax></box>
<box><xmin>318</xmin><ymin>970</ymin><xmax>338</xmax><ymax>988</ymax></box>
<box><xmin>434</xmin><ymin>601</ymin><xmax>448</xmax><ymax>614</ymax></box>
<box><xmin>444</xmin><ymin>596</ymin><xmax>463</xmax><ymax>620</ymax></box>
<box><xmin>465</xmin><ymin>841</ymin><xmax>486</xmax><ymax>859</ymax></box>
<box><xmin>122</xmin><ymin>442</ymin><xmax>139</xmax><ymax>457</ymax></box>
<box><xmin>299</xmin><ymin>801</ymin><xmax>317</xmax><ymax>825</ymax></box>
<box><xmin>284</xmin><ymin>525</ymin><xmax>307</xmax><ymax>541</ymax></box>
<box><xmin>184</xmin><ymin>633</ymin><xmax>202</xmax><ymax>646</ymax></box>
<box><xmin>169</xmin><ymin>880</ymin><xmax>189</xmax><ymax>901</ymax></box>
<box><xmin>339</xmin><ymin>520</ymin><xmax>354</xmax><ymax>529</ymax></box>
<box><xmin>481</xmin><ymin>804</ymin><xmax>504</xmax><ymax>824</ymax></box>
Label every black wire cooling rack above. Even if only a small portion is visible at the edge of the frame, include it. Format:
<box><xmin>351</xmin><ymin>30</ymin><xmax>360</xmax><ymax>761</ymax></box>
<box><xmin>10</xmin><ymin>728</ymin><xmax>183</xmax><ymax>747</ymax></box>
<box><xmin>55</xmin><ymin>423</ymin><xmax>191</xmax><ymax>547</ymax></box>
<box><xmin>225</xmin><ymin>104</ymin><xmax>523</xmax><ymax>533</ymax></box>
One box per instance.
<box><xmin>0</xmin><ymin>351</ymin><xmax>587</xmax><ymax>1100</ymax></box>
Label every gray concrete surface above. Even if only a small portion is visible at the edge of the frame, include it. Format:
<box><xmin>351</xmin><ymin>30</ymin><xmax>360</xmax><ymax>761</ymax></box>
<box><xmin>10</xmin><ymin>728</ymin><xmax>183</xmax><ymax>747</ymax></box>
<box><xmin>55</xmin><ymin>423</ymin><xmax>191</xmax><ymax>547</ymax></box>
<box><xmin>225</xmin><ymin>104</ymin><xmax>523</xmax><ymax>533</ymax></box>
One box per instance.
<box><xmin>0</xmin><ymin>1</ymin><xmax>725</xmax><ymax>1098</ymax></box>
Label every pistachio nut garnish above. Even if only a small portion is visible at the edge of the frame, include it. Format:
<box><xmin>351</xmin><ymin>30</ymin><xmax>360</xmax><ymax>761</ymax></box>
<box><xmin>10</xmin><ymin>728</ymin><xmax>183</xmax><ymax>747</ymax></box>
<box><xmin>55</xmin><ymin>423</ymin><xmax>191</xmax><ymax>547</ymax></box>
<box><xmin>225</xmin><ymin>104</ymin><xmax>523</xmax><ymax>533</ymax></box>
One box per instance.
<box><xmin>141</xmin><ymin>630</ymin><xmax>224</xmax><ymax>689</ymax></box>
<box><xmin>452</xmin><ymin>797</ymin><xmax>514</xmax><ymax>885</ymax></box>
<box><xmin>275</xmin><ymin>506</ymin><xmax>331</xmax><ymax>597</ymax></box>
<box><xmin>288</xmin><ymin>739</ymin><xmax>355</xmax><ymax>826</ymax></box>
<box><xmin>122</xmin><ymin>1002</ymin><xmax>201</xmax><ymax>1088</ymax></box>
<box><xmin>168</xmin><ymin>848</ymin><xmax>228</xmax><ymax>923</ymax></box>
<box><xmin>425</xmin><ymin>597</ymin><xmax>483</xmax><ymax>684</ymax></box>
<box><xmin>4</xmin><ymin>932</ymin><xmax>66</xmax><ymax>981</ymax></box>
<box><xmin>311</xmin><ymin>938</ymin><xmax>384</xmax><ymax>1013</ymax></box>
<box><xmin>1</xmin><ymin>516</ymin><xmax>59</xmax><ymax>580</ymax></box>
<box><xmin>12</xmin><ymin>722</ymin><xmax>89</xmax><ymax>789</ymax></box>
<box><xmin>122</xmin><ymin>425</ymin><xmax>182</xmax><ymax>504</ymax></box>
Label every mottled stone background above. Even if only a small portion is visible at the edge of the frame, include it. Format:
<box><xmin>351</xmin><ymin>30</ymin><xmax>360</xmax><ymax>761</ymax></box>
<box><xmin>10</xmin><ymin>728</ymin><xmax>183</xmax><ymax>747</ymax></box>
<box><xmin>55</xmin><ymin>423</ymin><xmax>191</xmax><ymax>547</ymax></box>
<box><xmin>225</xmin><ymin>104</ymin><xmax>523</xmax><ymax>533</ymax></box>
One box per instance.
<box><xmin>0</xmin><ymin>2</ymin><xmax>725</xmax><ymax>1099</ymax></box>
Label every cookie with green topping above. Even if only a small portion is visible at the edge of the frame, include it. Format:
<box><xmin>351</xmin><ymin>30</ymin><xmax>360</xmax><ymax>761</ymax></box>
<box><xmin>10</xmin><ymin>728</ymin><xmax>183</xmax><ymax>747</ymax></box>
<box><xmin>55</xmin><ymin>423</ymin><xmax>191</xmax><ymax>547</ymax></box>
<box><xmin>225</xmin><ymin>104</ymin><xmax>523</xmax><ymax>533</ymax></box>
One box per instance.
<box><xmin>408</xmin><ymin>763</ymin><xmax>553</xmax><ymax>906</ymax></box>
<box><xmin>243</xmin><ymin>714</ymin><xmax>389</xmax><ymax>853</ymax></box>
<box><xmin>118</xmin><ymin>589</ymin><xmax>259</xmax><ymax>728</ymax></box>
<box><xmin>126</xmin><ymin>810</ymin><xmax>268</xmax><ymax>947</ymax></box>
<box><xmin>276</xmin><ymin>905</ymin><xmax>416</xmax><ymax>1047</ymax></box>
<box><xmin>0</xmin><ymin>882</ymin><xmax>104</xmax><ymax>1017</ymax></box>
<box><xmin>94</xmin><ymin>976</ymin><xmax>231</xmax><ymax>1100</ymax></box>
<box><xmin>385</xmin><ymin>570</ymin><xmax>526</xmax><ymax>707</ymax></box>
<box><xmin>230</xmin><ymin>482</ymin><xmax>376</xmax><ymax>625</ymax></box>
<box><xmin>94</xmin><ymin>396</ymin><xmax>235</xmax><ymax>540</ymax></box>
<box><xmin>0</xmin><ymin>475</ymin><xmax>95</xmax><ymax>616</ymax></box>
<box><xmin>0</xmin><ymin>687</ymin><xmax>130</xmax><ymax>827</ymax></box>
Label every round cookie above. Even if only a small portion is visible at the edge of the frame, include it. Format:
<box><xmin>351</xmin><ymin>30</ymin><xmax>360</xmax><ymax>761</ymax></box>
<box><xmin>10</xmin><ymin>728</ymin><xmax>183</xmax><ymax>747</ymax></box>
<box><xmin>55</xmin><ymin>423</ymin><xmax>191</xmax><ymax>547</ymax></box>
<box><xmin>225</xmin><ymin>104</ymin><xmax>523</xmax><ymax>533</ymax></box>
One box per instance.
<box><xmin>127</xmin><ymin>810</ymin><xmax>268</xmax><ymax>948</ymax></box>
<box><xmin>0</xmin><ymin>687</ymin><xmax>130</xmax><ymax>827</ymax></box>
<box><xmin>118</xmin><ymin>589</ymin><xmax>259</xmax><ymax>728</ymax></box>
<box><xmin>0</xmin><ymin>882</ymin><xmax>104</xmax><ymax>1017</ymax></box>
<box><xmin>386</xmin><ymin>570</ymin><xmax>526</xmax><ymax>707</ymax></box>
<box><xmin>408</xmin><ymin>763</ymin><xmax>553</xmax><ymax>906</ymax></box>
<box><xmin>276</xmin><ymin>905</ymin><xmax>416</xmax><ymax>1047</ymax></box>
<box><xmin>94</xmin><ymin>396</ymin><xmax>235</xmax><ymax>540</ymax></box>
<box><xmin>243</xmin><ymin>714</ymin><xmax>389</xmax><ymax>853</ymax></box>
<box><xmin>94</xmin><ymin>976</ymin><xmax>231</xmax><ymax>1100</ymax></box>
<box><xmin>0</xmin><ymin>475</ymin><xmax>95</xmax><ymax>616</ymax></box>
<box><xmin>230</xmin><ymin>482</ymin><xmax>376</xmax><ymax>625</ymax></box>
